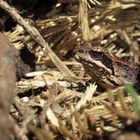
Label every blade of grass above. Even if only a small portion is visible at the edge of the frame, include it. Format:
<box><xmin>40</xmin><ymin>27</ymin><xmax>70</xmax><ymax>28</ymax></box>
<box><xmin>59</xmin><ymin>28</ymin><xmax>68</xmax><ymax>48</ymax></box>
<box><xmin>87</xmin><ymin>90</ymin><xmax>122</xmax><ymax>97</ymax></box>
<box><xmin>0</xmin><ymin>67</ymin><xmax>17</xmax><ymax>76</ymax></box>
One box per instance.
<box><xmin>125</xmin><ymin>84</ymin><xmax>140</xmax><ymax>119</ymax></box>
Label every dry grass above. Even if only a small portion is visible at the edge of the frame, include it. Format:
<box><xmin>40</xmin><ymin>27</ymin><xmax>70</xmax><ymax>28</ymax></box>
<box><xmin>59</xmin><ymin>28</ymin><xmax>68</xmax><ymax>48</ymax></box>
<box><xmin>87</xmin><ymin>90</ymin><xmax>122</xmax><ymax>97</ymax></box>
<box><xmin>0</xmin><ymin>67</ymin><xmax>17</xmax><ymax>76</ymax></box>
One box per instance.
<box><xmin>1</xmin><ymin>0</ymin><xmax>140</xmax><ymax>139</ymax></box>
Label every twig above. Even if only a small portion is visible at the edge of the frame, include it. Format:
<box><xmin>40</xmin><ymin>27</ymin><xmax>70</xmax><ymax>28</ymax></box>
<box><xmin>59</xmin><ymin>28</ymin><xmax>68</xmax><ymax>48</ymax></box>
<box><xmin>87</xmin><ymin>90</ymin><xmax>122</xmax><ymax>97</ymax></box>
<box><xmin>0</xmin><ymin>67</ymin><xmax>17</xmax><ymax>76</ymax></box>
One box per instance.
<box><xmin>0</xmin><ymin>0</ymin><xmax>75</xmax><ymax>77</ymax></box>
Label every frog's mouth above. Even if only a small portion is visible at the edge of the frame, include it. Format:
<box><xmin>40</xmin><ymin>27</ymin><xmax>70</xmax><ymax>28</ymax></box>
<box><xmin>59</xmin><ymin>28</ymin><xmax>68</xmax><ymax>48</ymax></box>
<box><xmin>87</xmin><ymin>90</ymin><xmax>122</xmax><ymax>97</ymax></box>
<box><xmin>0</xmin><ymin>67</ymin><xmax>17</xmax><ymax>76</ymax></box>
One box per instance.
<box><xmin>76</xmin><ymin>52</ymin><xmax>113</xmax><ymax>75</ymax></box>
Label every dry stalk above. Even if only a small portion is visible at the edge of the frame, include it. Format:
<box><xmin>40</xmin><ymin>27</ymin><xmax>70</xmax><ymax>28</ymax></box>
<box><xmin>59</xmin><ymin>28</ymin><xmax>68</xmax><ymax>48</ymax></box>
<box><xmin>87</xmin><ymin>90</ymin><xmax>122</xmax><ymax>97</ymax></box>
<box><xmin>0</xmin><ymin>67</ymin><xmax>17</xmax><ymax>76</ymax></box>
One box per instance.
<box><xmin>0</xmin><ymin>0</ymin><xmax>75</xmax><ymax>77</ymax></box>
<box><xmin>79</xmin><ymin>0</ymin><xmax>92</xmax><ymax>41</ymax></box>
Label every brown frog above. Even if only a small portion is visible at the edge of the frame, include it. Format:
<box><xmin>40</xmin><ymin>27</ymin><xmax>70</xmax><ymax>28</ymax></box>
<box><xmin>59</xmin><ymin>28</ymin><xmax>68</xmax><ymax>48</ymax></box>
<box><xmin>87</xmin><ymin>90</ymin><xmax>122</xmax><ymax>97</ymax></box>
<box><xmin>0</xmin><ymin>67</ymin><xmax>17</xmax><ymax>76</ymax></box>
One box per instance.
<box><xmin>76</xmin><ymin>41</ymin><xmax>139</xmax><ymax>89</ymax></box>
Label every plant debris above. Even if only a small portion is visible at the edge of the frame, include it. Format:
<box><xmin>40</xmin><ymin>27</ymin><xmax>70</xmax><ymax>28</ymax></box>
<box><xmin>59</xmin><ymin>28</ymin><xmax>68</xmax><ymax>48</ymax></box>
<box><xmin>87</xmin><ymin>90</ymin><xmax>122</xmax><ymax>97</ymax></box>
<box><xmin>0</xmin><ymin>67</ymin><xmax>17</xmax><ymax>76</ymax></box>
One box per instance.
<box><xmin>0</xmin><ymin>0</ymin><xmax>139</xmax><ymax>140</ymax></box>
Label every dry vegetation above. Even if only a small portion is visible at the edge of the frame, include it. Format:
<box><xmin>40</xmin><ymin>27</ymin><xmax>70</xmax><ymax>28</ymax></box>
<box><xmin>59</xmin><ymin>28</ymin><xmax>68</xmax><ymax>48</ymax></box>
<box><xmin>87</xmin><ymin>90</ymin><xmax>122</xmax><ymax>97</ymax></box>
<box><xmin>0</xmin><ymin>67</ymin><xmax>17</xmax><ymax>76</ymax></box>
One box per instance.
<box><xmin>0</xmin><ymin>0</ymin><xmax>140</xmax><ymax>140</ymax></box>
